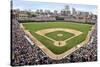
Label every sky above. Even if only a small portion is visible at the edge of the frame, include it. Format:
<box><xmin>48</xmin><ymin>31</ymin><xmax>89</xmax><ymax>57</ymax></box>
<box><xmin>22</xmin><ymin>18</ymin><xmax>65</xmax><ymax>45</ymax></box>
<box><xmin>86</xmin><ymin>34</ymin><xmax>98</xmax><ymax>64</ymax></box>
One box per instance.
<box><xmin>12</xmin><ymin>0</ymin><xmax>97</xmax><ymax>14</ymax></box>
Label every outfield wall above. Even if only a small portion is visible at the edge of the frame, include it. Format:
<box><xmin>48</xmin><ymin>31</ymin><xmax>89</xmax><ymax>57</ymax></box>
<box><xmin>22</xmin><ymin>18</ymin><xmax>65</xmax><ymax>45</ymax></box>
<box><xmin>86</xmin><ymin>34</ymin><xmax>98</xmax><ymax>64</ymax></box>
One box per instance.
<box><xmin>17</xmin><ymin>17</ymin><xmax>96</xmax><ymax>24</ymax></box>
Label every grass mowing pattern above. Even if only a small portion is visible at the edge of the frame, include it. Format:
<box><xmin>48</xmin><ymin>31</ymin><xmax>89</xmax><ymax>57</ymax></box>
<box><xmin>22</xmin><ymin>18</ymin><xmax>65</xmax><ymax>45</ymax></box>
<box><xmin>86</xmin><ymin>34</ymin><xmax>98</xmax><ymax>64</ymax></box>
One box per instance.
<box><xmin>22</xmin><ymin>22</ymin><xmax>92</xmax><ymax>54</ymax></box>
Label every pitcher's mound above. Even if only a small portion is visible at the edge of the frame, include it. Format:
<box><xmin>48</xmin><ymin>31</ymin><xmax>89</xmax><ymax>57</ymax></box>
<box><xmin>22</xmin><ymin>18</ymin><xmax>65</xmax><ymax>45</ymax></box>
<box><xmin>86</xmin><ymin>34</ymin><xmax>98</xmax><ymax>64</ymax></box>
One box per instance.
<box><xmin>57</xmin><ymin>34</ymin><xmax>63</xmax><ymax>37</ymax></box>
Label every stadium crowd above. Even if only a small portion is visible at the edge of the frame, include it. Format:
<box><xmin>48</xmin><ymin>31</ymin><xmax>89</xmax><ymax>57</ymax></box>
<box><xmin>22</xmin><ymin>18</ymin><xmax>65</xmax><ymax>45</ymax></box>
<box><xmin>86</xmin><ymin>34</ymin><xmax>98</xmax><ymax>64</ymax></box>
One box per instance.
<box><xmin>11</xmin><ymin>19</ymin><xmax>97</xmax><ymax>66</ymax></box>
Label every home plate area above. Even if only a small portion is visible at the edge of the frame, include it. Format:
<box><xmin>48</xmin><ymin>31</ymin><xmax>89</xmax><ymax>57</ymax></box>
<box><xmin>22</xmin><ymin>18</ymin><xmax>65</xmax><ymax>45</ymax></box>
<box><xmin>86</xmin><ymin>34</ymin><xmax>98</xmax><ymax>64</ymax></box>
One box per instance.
<box><xmin>54</xmin><ymin>41</ymin><xmax>66</xmax><ymax>47</ymax></box>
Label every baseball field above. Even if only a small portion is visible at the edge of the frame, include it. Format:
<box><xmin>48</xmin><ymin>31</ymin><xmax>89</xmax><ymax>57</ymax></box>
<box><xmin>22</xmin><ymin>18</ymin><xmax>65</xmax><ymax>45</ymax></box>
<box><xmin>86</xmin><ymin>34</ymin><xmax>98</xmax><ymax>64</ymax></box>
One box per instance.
<box><xmin>21</xmin><ymin>22</ymin><xmax>93</xmax><ymax>60</ymax></box>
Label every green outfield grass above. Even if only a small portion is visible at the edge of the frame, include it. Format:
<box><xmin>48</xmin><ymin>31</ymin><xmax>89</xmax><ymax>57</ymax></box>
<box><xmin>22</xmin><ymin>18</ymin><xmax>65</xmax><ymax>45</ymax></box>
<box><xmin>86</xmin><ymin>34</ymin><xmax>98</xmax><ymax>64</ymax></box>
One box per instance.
<box><xmin>22</xmin><ymin>22</ymin><xmax>92</xmax><ymax>54</ymax></box>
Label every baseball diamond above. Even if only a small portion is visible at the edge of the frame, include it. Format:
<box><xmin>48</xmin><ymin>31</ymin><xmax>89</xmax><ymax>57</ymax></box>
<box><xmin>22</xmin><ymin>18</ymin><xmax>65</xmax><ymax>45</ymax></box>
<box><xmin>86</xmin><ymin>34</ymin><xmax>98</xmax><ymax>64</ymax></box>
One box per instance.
<box><xmin>20</xmin><ymin>22</ymin><xmax>93</xmax><ymax>60</ymax></box>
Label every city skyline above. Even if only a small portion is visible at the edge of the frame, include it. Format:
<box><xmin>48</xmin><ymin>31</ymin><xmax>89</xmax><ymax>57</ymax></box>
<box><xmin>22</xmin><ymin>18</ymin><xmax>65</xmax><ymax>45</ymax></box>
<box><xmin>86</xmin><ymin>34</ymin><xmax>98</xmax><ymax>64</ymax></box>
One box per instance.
<box><xmin>13</xmin><ymin>0</ymin><xmax>97</xmax><ymax>14</ymax></box>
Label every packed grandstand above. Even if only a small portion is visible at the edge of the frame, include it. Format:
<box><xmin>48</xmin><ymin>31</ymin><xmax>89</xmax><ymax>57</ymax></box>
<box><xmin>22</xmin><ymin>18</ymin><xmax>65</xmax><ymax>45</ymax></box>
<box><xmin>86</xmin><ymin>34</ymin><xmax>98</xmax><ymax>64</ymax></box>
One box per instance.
<box><xmin>11</xmin><ymin>8</ymin><xmax>97</xmax><ymax>66</ymax></box>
